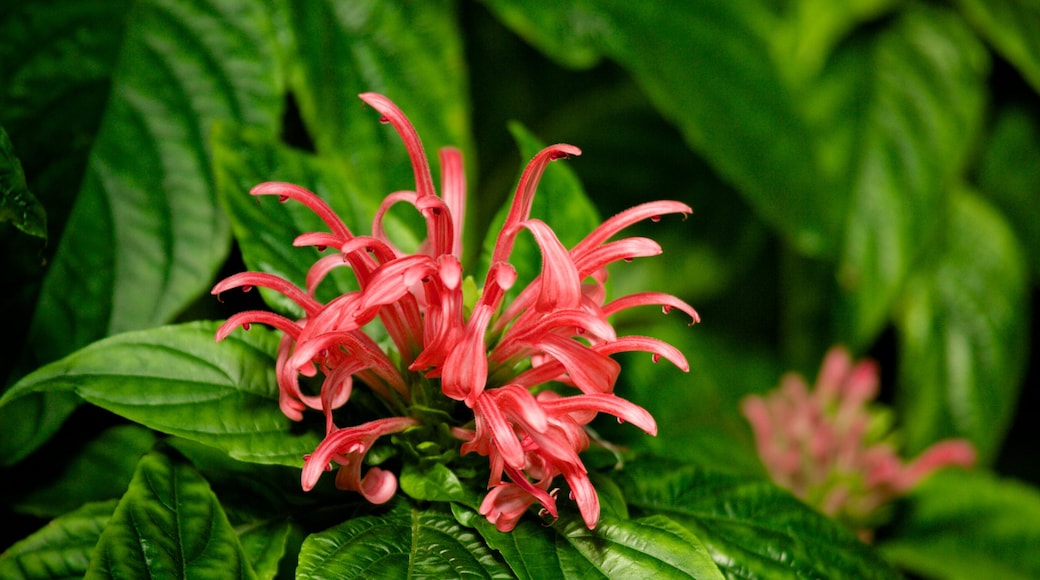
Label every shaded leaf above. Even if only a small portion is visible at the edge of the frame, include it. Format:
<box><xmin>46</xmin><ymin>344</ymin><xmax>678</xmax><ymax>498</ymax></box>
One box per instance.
<box><xmin>296</xmin><ymin>501</ymin><xmax>512</xmax><ymax>579</ymax></box>
<box><xmin>0</xmin><ymin>500</ymin><xmax>117</xmax><ymax>580</ymax></box>
<box><xmin>85</xmin><ymin>449</ymin><xmax>257</xmax><ymax>579</ymax></box>
<box><xmin>895</xmin><ymin>190</ymin><xmax>1029</xmax><ymax>462</ymax></box>
<box><xmin>1</xmin><ymin>321</ymin><xmax>320</xmax><ymax>467</ymax></box>
<box><xmin>954</xmin><ymin>0</ymin><xmax>1040</xmax><ymax>94</ymax></box>
<box><xmin>879</xmin><ymin>469</ymin><xmax>1040</xmax><ymax>580</ymax></box>
<box><xmin>0</xmin><ymin>126</ymin><xmax>45</xmax><ymax>240</ymax></box>
<box><xmin>615</xmin><ymin>460</ymin><xmax>901</xmax><ymax>579</ymax></box>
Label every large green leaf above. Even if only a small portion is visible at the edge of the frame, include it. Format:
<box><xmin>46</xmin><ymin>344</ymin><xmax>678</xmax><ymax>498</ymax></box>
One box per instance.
<box><xmin>24</xmin><ymin>0</ymin><xmax>285</xmax><ymax>368</ymax></box>
<box><xmin>0</xmin><ymin>500</ymin><xmax>117</xmax><ymax>579</ymax></box>
<box><xmin>615</xmin><ymin>460</ymin><xmax>901</xmax><ymax>579</ymax></box>
<box><xmin>296</xmin><ymin>501</ymin><xmax>512</xmax><ymax>579</ymax></box>
<box><xmin>0</xmin><ymin>321</ymin><xmax>320</xmax><ymax>467</ymax></box>
<box><xmin>954</xmin><ymin>0</ymin><xmax>1040</xmax><ymax>94</ymax></box>
<box><xmin>285</xmin><ymin>0</ymin><xmax>473</xmax><ymax>204</ymax></box>
<box><xmin>894</xmin><ymin>190</ymin><xmax>1029</xmax><ymax>462</ymax></box>
<box><xmin>827</xmin><ymin>6</ymin><xmax>989</xmax><ymax>346</ymax></box>
<box><xmin>879</xmin><ymin>469</ymin><xmax>1040</xmax><ymax>580</ymax></box>
<box><xmin>85</xmin><ymin>449</ymin><xmax>257</xmax><ymax>579</ymax></box>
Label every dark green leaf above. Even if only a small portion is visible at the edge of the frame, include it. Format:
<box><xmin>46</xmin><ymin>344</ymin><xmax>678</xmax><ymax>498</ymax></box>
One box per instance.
<box><xmin>0</xmin><ymin>500</ymin><xmax>117</xmax><ymax>580</ymax></box>
<box><xmin>954</xmin><ymin>0</ymin><xmax>1040</xmax><ymax>94</ymax></box>
<box><xmin>829</xmin><ymin>6</ymin><xmax>989</xmax><ymax>346</ymax></box>
<box><xmin>0</xmin><ymin>126</ymin><xmax>45</xmax><ymax>240</ymax></box>
<box><xmin>85</xmin><ymin>449</ymin><xmax>257</xmax><ymax>579</ymax></box>
<box><xmin>976</xmin><ymin>104</ymin><xmax>1040</xmax><ymax>278</ymax></box>
<box><xmin>895</xmin><ymin>190</ymin><xmax>1029</xmax><ymax>462</ymax></box>
<box><xmin>24</xmin><ymin>0</ymin><xmax>285</xmax><ymax>370</ymax></box>
<box><xmin>472</xmin><ymin>515</ymin><xmax>562</xmax><ymax>580</ymax></box>
<box><xmin>1</xmin><ymin>321</ymin><xmax>320</xmax><ymax>467</ymax></box>
<box><xmin>616</xmin><ymin>460</ymin><xmax>901</xmax><ymax>579</ymax></box>
<box><xmin>296</xmin><ymin>501</ymin><xmax>512</xmax><ymax>579</ymax></box>
<box><xmin>285</xmin><ymin>0</ymin><xmax>474</xmax><ymax>205</ymax></box>
<box><xmin>12</xmin><ymin>425</ymin><xmax>158</xmax><ymax>518</ymax></box>
<box><xmin>879</xmin><ymin>469</ymin><xmax>1040</xmax><ymax>580</ymax></box>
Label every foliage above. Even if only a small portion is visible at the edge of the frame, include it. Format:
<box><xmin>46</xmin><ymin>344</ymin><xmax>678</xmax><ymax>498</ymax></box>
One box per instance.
<box><xmin>2</xmin><ymin>0</ymin><xmax>1039</xmax><ymax>577</ymax></box>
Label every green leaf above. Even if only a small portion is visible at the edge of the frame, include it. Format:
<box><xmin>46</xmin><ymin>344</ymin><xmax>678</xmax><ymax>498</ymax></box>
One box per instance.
<box><xmin>0</xmin><ymin>126</ymin><xmax>45</xmax><ymax>240</ymax></box>
<box><xmin>1</xmin><ymin>321</ymin><xmax>321</xmax><ymax>467</ymax></box>
<box><xmin>25</xmin><ymin>0</ymin><xmax>285</xmax><ymax>370</ymax></box>
<box><xmin>954</xmin><ymin>0</ymin><xmax>1040</xmax><ymax>94</ymax></box>
<box><xmin>85</xmin><ymin>448</ymin><xmax>257</xmax><ymax>579</ymax></box>
<box><xmin>12</xmin><ymin>425</ymin><xmax>158</xmax><ymax>518</ymax></box>
<box><xmin>895</xmin><ymin>190</ymin><xmax>1029</xmax><ymax>462</ymax></box>
<box><xmin>399</xmin><ymin>462</ymin><xmax>477</xmax><ymax>507</ymax></box>
<box><xmin>879</xmin><ymin>469</ymin><xmax>1040</xmax><ymax>580</ymax></box>
<box><xmin>285</xmin><ymin>0</ymin><xmax>474</xmax><ymax>203</ymax></box>
<box><xmin>479</xmin><ymin>121</ymin><xmax>600</xmax><ymax>289</ymax></box>
<box><xmin>0</xmin><ymin>500</ymin><xmax>117</xmax><ymax>580</ymax></box>
<box><xmin>976</xmin><ymin>104</ymin><xmax>1040</xmax><ymax>278</ymax></box>
<box><xmin>471</xmin><ymin>515</ymin><xmax>562</xmax><ymax>579</ymax></box>
<box><xmin>296</xmin><ymin>501</ymin><xmax>512</xmax><ymax>579</ymax></box>
<box><xmin>615</xmin><ymin>460</ymin><xmax>901</xmax><ymax>579</ymax></box>
<box><xmin>828</xmin><ymin>6</ymin><xmax>989</xmax><ymax>346</ymax></box>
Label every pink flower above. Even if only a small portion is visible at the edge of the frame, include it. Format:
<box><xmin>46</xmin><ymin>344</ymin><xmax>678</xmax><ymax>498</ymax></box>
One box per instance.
<box><xmin>214</xmin><ymin>93</ymin><xmax>696</xmax><ymax>531</ymax></box>
<box><xmin>741</xmin><ymin>346</ymin><xmax>976</xmax><ymax>535</ymax></box>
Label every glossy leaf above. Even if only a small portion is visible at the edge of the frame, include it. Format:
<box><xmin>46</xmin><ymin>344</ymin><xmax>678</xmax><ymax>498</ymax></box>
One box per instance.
<box><xmin>954</xmin><ymin>0</ymin><xmax>1040</xmax><ymax>94</ymax></box>
<box><xmin>0</xmin><ymin>321</ymin><xmax>320</xmax><ymax>467</ymax></box>
<box><xmin>0</xmin><ymin>500</ymin><xmax>117</xmax><ymax>579</ymax></box>
<box><xmin>25</xmin><ymin>0</ymin><xmax>285</xmax><ymax>369</ymax></box>
<box><xmin>296</xmin><ymin>501</ymin><xmax>512</xmax><ymax>579</ymax></box>
<box><xmin>85</xmin><ymin>449</ymin><xmax>256</xmax><ymax>579</ymax></box>
<box><xmin>615</xmin><ymin>460</ymin><xmax>901</xmax><ymax>579</ymax></box>
<box><xmin>895</xmin><ymin>190</ymin><xmax>1029</xmax><ymax>462</ymax></box>
<box><xmin>879</xmin><ymin>469</ymin><xmax>1040</xmax><ymax>580</ymax></box>
<box><xmin>399</xmin><ymin>462</ymin><xmax>477</xmax><ymax>507</ymax></box>
<box><xmin>828</xmin><ymin>6</ymin><xmax>989</xmax><ymax>346</ymax></box>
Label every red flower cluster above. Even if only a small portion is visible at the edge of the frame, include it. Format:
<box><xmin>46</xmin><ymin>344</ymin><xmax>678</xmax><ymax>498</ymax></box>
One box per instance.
<box><xmin>214</xmin><ymin>93</ymin><xmax>697</xmax><ymax>531</ymax></box>
<box><xmin>742</xmin><ymin>346</ymin><xmax>976</xmax><ymax>533</ymax></box>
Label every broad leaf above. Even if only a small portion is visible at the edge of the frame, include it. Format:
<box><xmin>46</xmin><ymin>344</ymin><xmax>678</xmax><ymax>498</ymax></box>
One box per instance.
<box><xmin>895</xmin><ymin>190</ymin><xmax>1029</xmax><ymax>462</ymax></box>
<box><xmin>296</xmin><ymin>501</ymin><xmax>512</xmax><ymax>579</ymax></box>
<box><xmin>399</xmin><ymin>462</ymin><xmax>477</xmax><ymax>507</ymax></box>
<box><xmin>0</xmin><ymin>500</ymin><xmax>117</xmax><ymax>580</ymax></box>
<box><xmin>954</xmin><ymin>0</ymin><xmax>1040</xmax><ymax>94</ymax></box>
<box><xmin>25</xmin><ymin>0</ymin><xmax>285</xmax><ymax>367</ymax></box>
<box><xmin>879</xmin><ymin>469</ymin><xmax>1040</xmax><ymax>580</ymax></box>
<box><xmin>615</xmin><ymin>460</ymin><xmax>901</xmax><ymax>579</ymax></box>
<box><xmin>828</xmin><ymin>5</ymin><xmax>989</xmax><ymax>346</ymax></box>
<box><xmin>12</xmin><ymin>425</ymin><xmax>158</xmax><ymax>518</ymax></box>
<box><xmin>85</xmin><ymin>449</ymin><xmax>257</xmax><ymax>579</ymax></box>
<box><xmin>1</xmin><ymin>321</ymin><xmax>320</xmax><ymax>467</ymax></box>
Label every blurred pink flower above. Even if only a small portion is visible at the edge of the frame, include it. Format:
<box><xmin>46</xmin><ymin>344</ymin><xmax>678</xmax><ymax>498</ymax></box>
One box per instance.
<box><xmin>214</xmin><ymin>93</ymin><xmax>697</xmax><ymax>531</ymax></box>
<box><xmin>741</xmin><ymin>346</ymin><xmax>976</xmax><ymax>534</ymax></box>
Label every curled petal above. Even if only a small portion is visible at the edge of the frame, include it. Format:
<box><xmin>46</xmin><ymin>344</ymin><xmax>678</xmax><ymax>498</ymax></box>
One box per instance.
<box><xmin>894</xmin><ymin>439</ymin><xmax>976</xmax><ymax>492</ymax></box>
<box><xmin>521</xmin><ymin>219</ymin><xmax>582</xmax><ymax>312</ymax></box>
<box><xmin>572</xmin><ymin>200</ymin><xmax>692</xmax><ymax>257</ymax></box>
<box><xmin>301</xmin><ymin>417</ymin><xmax>418</xmax><ymax>494</ymax></box>
<box><xmin>212</xmin><ymin>272</ymin><xmax>323</xmax><ymax>317</ymax></box>
<box><xmin>479</xmin><ymin>483</ymin><xmax>541</xmax><ymax>533</ymax></box>
<box><xmin>215</xmin><ymin>311</ymin><xmax>302</xmax><ymax>341</ymax></box>
<box><xmin>573</xmin><ymin>237</ymin><xmax>662</xmax><ymax>276</ymax></box>
<box><xmin>359</xmin><ymin>92</ymin><xmax>436</xmax><ymax>199</ymax></box>
<box><xmin>251</xmin><ymin>182</ymin><xmax>353</xmax><ymax>240</ymax></box>
<box><xmin>440</xmin><ymin>147</ymin><xmax>466</xmax><ymax>256</ymax></box>
<box><xmin>602</xmin><ymin>292</ymin><xmax>701</xmax><ymax>326</ymax></box>
<box><xmin>593</xmin><ymin>335</ymin><xmax>690</xmax><ymax>371</ymax></box>
<box><xmin>539</xmin><ymin>393</ymin><xmax>657</xmax><ymax>435</ymax></box>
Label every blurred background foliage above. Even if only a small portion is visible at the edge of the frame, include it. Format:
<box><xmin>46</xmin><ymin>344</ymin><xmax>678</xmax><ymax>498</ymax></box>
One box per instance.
<box><xmin>1</xmin><ymin>0</ymin><xmax>1038</xmax><ymax>574</ymax></box>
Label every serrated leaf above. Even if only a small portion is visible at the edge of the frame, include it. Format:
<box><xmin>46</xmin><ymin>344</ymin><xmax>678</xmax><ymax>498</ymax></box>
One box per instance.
<box><xmin>0</xmin><ymin>126</ymin><xmax>45</xmax><ymax>240</ymax></box>
<box><xmin>879</xmin><ymin>469</ymin><xmax>1040</xmax><ymax>580</ymax></box>
<box><xmin>829</xmin><ymin>6</ymin><xmax>989</xmax><ymax>346</ymax></box>
<box><xmin>954</xmin><ymin>0</ymin><xmax>1040</xmax><ymax>94</ymax></box>
<box><xmin>296</xmin><ymin>501</ymin><xmax>512</xmax><ymax>579</ymax></box>
<box><xmin>1</xmin><ymin>321</ymin><xmax>320</xmax><ymax>467</ymax></box>
<box><xmin>85</xmin><ymin>449</ymin><xmax>257</xmax><ymax>579</ymax></box>
<box><xmin>285</xmin><ymin>0</ymin><xmax>473</xmax><ymax>203</ymax></box>
<box><xmin>479</xmin><ymin>121</ymin><xmax>599</xmax><ymax>290</ymax></box>
<box><xmin>12</xmin><ymin>425</ymin><xmax>158</xmax><ymax>518</ymax></box>
<box><xmin>0</xmin><ymin>500</ymin><xmax>117</xmax><ymax>580</ymax></box>
<box><xmin>615</xmin><ymin>460</ymin><xmax>901</xmax><ymax>579</ymax></box>
<box><xmin>895</xmin><ymin>190</ymin><xmax>1029</xmax><ymax>462</ymax></box>
<box><xmin>24</xmin><ymin>0</ymin><xmax>285</xmax><ymax>371</ymax></box>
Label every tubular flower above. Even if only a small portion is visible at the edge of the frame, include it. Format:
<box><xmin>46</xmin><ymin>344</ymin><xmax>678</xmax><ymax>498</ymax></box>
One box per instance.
<box><xmin>741</xmin><ymin>346</ymin><xmax>976</xmax><ymax>537</ymax></box>
<box><xmin>214</xmin><ymin>92</ymin><xmax>697</xmax><ymax>531</ymax></box>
